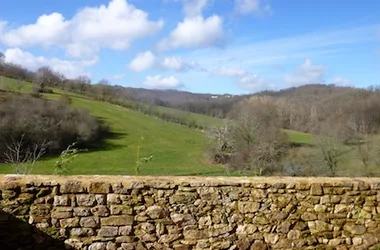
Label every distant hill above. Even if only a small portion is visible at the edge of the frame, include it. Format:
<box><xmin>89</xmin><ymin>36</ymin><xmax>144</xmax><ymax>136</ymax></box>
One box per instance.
<box><xmin>115</xmin><ymin>84</ymin><xmax>369</xmax><ymax>119</ymax></box>
<box><xmin>243</xmin><ymin>83</ymin><xmax>377</xmax><ymax>135</ymax></box>
<box><xmin>118</xmin><ymin>87</ymin><xmax>250</xmax><ymax>118</ymax></box>
<box><xmin>255</xmin><ymin>83</ymin><xmax>359</xmax><ymax>98</ymax></box>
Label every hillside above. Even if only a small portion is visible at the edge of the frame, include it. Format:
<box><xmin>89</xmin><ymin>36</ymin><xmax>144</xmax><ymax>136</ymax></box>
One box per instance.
<box><xmin>119</xmin><ymin>87</ymin><xmax>249</xmax><ymax>117</ymax></box>
<box><xmin>0</xmin><ymin>80</ymin><xmax>226</xmax><ymax>175</ymax></box>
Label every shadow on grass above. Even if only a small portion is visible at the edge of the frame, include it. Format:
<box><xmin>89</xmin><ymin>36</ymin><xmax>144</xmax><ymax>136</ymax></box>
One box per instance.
<box><xmin>42</xmin><ymin>119</ymin><xmax>128</xmax><ymax>161</ymax></box>
<box><xmin>84</xmin><ymin>117</ymin><xmax>129</xmax><ymax>152</ymax></box>
<box><xmin>181</xmin><ymin>171</ymin><xmax>228</xmax><ymax>176</ymax></box>
<box><xmin>288</xmin><ymin>142</ymin><xmax>314</xmax><ymax>148</ymax></box>
<box><xmin>0</xmin><ymin>210</ymin><xmax>73</xmax><ymax>250</ymax></box>
<box><xmin>43</xmin><ymin>130</ymin><xmax>128</xmax><ymax>160</ymax></box>
<box><xmin>83</xmin><ymin>130</ymin><xmax>128</xmax><ymax>152</ymax></box>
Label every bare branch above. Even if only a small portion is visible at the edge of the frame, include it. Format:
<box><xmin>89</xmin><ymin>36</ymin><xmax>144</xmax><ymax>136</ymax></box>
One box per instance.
<box><xmin>3</xmin><ymin>135</ymin><xmax>50</xmax><ymax>174</ymax></box>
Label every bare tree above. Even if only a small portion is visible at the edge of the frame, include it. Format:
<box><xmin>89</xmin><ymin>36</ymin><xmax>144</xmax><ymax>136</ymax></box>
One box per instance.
<box><xmin>34</xmin><ymin>67</ymin><xmax>53</xmax><ymax>90</ymax></box>
<box><xmin>208</xmin><ymin>97</ymin><xmax>287</xmax><ymax>175</ymax></box>
<box><xmin>356</xmin><ymin>135</ymin><xmax>372</xmax><ymax>175</ymax></box>
<box><xmin>0</xmin><ymin>51</ymin><xmax>4</xmax><ymax>65</ymax></box>
<box><xmin>97</xmin><ymin>79</ymin><xmax>115</xmax><ymax>101</ymax></box>
<box><xmin>76</xmin><ymin>75</ymin><xmax>91</xmax><ymax>95</ymax></box>
<box><xmin>33</xmin><ymin>66</ymin><xmax>64</xmax><ymax>91</ymax></box>
<box><xmin>3</xmin><ymin>135</ymin><xmax>50</xmax><ymax>174</ymax></box>
<box><xmin>313</xmin><ymin>134</ymin><xmax>348</xmax><ymax>177</ymax></box>
<box><xmin>16</xmin><ymin>78</ymin><xmax>24</xmax><ymax>92</ymax></box>
<box><xmin>0</xmin><ymin>51</ymin><xmax>4</xmax><ymax>75</ymax></box>
<box><xmin>206</xmin><ymin>119</ymin><xmax>235</xmax><ymax>164</ymax></box>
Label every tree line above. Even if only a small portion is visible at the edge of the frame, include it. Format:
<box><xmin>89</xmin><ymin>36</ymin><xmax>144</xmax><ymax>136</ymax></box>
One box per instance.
<box><xmin>207</xmin><ymin>85</ymin><xmax>380</xmax><ymax>177</ymax></box>
<box><xmin>0</xmin><ymin>51</ymin><xmax>212</xmax><ymax>130</ymax></box>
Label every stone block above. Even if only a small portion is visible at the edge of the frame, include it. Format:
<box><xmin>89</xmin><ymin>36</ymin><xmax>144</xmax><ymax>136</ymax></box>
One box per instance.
<box><xmin>98</xmin><ymin>226</ymin><xmax>119</xmax><ymax>237</ymax></box>
<box><xmin>238</xmin><ymin>201</ymin><xmax>260</xmax><ymax>213</ymax></box>
<box><xmin>146</xmin><ymin>205</ymin><xmax>166</xmax><ymax>219</ymax></box>
<box><xmin>54</xmin><ymin>195</ymin><xmax>70</xmax><ymax>206</ymax></box>
<box><xmin>89</xmin><ymin>182</ymin><xmax>111</xmax><ymax>194</ymax></box>
<box><xmin>116</xmin><ymin>236</ymin><xmax>135</xmax><ymax>243</ymax></box>
<box><xmin>96</xmin><ymin>194</ymin><xmax>107</xmax><ymax>205</ymax></box>
<box><xmin>73</xmin><ymin>207</ymin><xmax>91</xmax><ymax>217</ymax></box>
<box><xmin>310</xmin><ymin>184</ymin><xmax>323</xmax><ymax>195</ymax></box>
<box><xmin>236</xmin><ymin>224</ymin><xmax>257</xmax><ymax>234</ymax></box>
<box><xmin>101</xmin><ymin>216</ymin><xmax>134</xmax><ymax>226</ymax></box>
<box><xmin>119</xmin><ymin>226</ymin><xmax>133</xmax><ymax>236</ymax></box>
<box><xmin>80</xmin><ymin>217</ymin><xmax>99</xmax><ymax>228</ymax></box>
<box><xmin>110</xmin><ymin>205</ymin><xmax>133</xmax><ymax>215</ymax></box>
<box><xmin>343</xmin><ymin>223</ymin><xmax>366</xmax><ymax>235</ymax></box>
<box><xmin>60</xmin><ymin>217</ymin><xmax>80</xmax><ymax>228</ymax></box>
<box><xmin>52</xmin><ymin>207</ymin><xmax>73</xmax><ymax>219</ymax></box>
<box><xmin>91</xmin><ymin>205</ymin><xmax>110</xmax><ymax>217</ymax></box>
<box><xmin>61</xmin><ymin>180</ymin><xmax>86</xmax><ymax>193</ymax></box>
<box><xmin>121</xmin><ymin>243</ymin><xmax>134</xmax><ymax>250</ymax></box>
<box><xmin>89</xmin><ymin>242</ymin><xmax>106</xmax><ymax>250</ymax></box>
<box><xmin>301</xmin><ymin>212</ymin><xmax>317</xmax><ymax>221</ymax></box>
<box><xmin>76</xmin><ymin>194</ymin><xmax>96</xmax><ymax>206</ymax></box>
<box><xmin>70</xmin><ymin>228</ymin><xmax>95</xmax><ymax>237</ymax></box>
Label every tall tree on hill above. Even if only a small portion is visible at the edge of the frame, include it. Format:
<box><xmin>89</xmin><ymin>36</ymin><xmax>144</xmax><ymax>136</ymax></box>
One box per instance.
<box><xmin>208</xmin><ymin>97</ymin><xmax>287</xmax><ymax>175</ymax></box>
<box><xmin>35</xmin><ymin>67</ymin><xmax>53</xmax><ymax>90</ymax></box>
<box><xmin>0</xmin><ymin>52</ymin><xmax>5</xmax><ymax>75</ymax></box>
<box><xmin>33</xmin><ymin>66</ymin><xmax>65</xmax><ymax>90</ymax></box>
<box><xmin>97</xmin><ymin>79</ymin><xmax>116</xmax><ymax>101</ymax></box>
<box><xmin>76</xmin><ymin>75</ymin><xmax>91</xmax><ymax>96</ymax></box>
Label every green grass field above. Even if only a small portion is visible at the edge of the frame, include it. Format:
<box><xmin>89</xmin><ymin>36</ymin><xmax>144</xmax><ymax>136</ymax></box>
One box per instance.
<box><xmin>153</xmin><ymin>105</ymin><xmax>222</xmax><ymax>128</ymax></box>
<box><xmin>284</xmin><ymin>129</ymin><xmax>314</xmax><ymax>145</ymax></box>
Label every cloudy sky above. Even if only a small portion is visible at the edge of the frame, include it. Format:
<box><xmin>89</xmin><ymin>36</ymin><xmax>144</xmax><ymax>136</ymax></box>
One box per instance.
<box><xmin>1</xmin><ymin>0</ymin><xmax>379</xmax><ymax>94</ymax></box>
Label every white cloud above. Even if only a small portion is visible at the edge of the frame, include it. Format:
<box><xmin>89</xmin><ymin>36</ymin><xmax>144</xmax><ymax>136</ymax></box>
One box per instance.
<box><xmin>238</xmin><ymin>74</ymin><xmax>273</xmax><ymax>92</ymax></box>
<box><xmin>143</xmin><ymin>75</ymin><xmax>183</xmax><ymax>89</ymax></box>
<box><xmin>110</xmin><ymin>74</ymin><xmax>126</xmax><ymax>80</ymax></box>
<box><xmin>161</xmin><ymin>57</ymin><xmax>184</xmax><ymax>71</ymax></box>
<box><xmin>235</xmin><ymin>0</ymin><xmax>272</xmax><ymax>16</ymax></box>
<box><xmin>211</xmin><ymin>67</ymin><xmax>246</xmax><ymax>77</ymax></box>
<box><xmin>283</xmin><ymin>59</ymin><xmax>327</xmax><ymax>86</ymax></box>
<box><xmin>183</xmin><ymin>0</ymin><xmax>208</xmax><ymax>17</ymax></box>
<box><xmin>164</xmin><ymin>0</ymin><xmax>209</xmax><ymax>17</ymax></box>
<box><xmin>331</xmin><ymin>76</ymin><xmax>352</xmax><ymax>86</ymax></box>
<box><xmin>1</xmin><ymin>13</ymin><xmax>69</xmax><ymax>48</ymax></box>
<box><xmin>157</xmin><ymin>15</ymin><xmax>224</xmax><ymax>50</ymax></box>
<box><xmin>207</xmin><ymin>64</ymin><xmax>271</xmax><ymax>92</ymax></box>
<box><xmin>128</xmin><ymin>51</ymin><xmax>156</xmax><ymax>72</ymax></box>
<box><xmin>4</xmin><ymin>48</ymin><xmax>96</xmax><ymax>78</ymax></box>
<box><xmin>160</xmin><ymin>56</ymin><xmax>201</xmax><ymax>71</ymax></box>
<box><xmin>0</xmin><ymin>0</ymin><xmax>163</xmax><ymax>59</ymax></box>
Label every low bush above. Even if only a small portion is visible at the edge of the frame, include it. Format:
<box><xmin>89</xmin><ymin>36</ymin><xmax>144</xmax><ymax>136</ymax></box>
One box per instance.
<box><xmin>0</xmin><ymin>94</ymin><xmax>109</xmax><ymax>162</ymax></box>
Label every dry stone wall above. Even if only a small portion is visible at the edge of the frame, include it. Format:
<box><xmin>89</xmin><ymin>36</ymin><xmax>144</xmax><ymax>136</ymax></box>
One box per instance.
<box><xmin>0</xmin><ymin>175</ymin><xmax>380</xmax><ymax>250</ymax></box>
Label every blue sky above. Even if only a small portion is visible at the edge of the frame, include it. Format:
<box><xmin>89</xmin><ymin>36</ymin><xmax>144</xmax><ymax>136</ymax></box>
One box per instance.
<box><xmin>0</xmin><ymin>0</ymin><xmax>379</xmax><ymax>94</ymax></box>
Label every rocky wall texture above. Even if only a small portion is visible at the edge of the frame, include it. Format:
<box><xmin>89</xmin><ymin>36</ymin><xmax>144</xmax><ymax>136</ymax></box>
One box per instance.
<box><xmin>0</xmin><ymin>175</ymin><xmax>380</xmax><ymax>250</ymax></box>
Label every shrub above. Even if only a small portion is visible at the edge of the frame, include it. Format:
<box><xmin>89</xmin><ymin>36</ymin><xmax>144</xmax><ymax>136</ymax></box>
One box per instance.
<box><xmin>208</xmin><ymin>98</ymin><xmax>289</xmax><ymax>175</ymax></box>
<box><xmin>38</xmin><ymin>88</ymin><xmax>54</xmax><ymax>94</ymax></box>
<box><xmin>0</xmin><ymin>94</ymin><xmax>109</xmax><ymax>163</ymax></box>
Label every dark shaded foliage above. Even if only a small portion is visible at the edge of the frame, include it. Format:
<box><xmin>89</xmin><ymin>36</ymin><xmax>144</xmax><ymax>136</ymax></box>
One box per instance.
<box><xmin>0</xmin><ymin>93</ymin><xmax>110</xmax><ymax>162</ymax></box>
